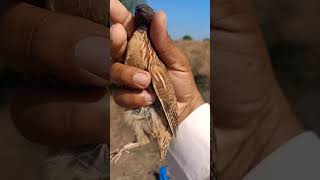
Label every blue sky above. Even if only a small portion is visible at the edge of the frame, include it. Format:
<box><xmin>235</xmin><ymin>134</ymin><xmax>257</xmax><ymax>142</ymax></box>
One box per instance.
<box><xmin>147</xmin><ymin>1</ymin><xmax>210</xmax><ymax>40</ymax></box>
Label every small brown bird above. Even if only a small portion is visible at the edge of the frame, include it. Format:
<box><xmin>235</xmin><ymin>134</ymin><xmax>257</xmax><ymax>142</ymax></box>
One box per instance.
<box><xmin>110</xmin><ymin>4</ymin><xmax>178</xmax><ymax>163</ymax></box>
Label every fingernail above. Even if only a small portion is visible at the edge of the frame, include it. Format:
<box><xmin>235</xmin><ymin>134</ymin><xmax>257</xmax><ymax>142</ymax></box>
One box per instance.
<box><xmin>144</xmin><ymin>93</ymin><xmax>156</xmax><ymax>104</ymax></box>
<box><xmin>74</xmin><ymin>36</ymin><xmax>108</xmax><ymax>83</ymax></box>
<box><xmin>133</xmin><ymin>73</ymin><xmax>149</xmax><ymax>87</ymax></box>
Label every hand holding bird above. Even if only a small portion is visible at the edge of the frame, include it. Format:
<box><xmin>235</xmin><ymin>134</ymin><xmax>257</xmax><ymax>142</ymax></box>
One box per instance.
<box><xmin>110</xmin><ymin>0</ymin><xmax>205</xmax><ymax>162</ymax></box>
<box><xmin>110</xmin><ymin>0</ymin><xmax>205</xmax><ymax>126</ymax></box>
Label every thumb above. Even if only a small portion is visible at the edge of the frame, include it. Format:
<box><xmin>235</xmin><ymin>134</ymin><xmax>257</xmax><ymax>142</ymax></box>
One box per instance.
<box><xmin>0</xmin><ymin>3</ymin><xmax>108</xmax><ymax>87</ymax></box>
<box><xmin>150</xmin><ymin>11</ymin><xmax>191</xmax><ymax>72</ymax></box>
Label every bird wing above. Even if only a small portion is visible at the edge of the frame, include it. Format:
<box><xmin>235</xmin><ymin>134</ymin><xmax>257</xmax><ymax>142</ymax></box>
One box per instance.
<box><xmin>148</xmin><ymin>50</ymin><xmax>179</xmax><ymax>136</ymax></box>
<box><xmin>125</xmin><ymin>27</ymin><xmax>178</xmax><ymax>136</ymax></box>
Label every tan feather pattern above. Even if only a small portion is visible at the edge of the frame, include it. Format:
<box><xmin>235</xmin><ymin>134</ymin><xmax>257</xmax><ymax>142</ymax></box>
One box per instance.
<box><xmin>110</xmin><ymin>4</ymin><xmax>178</xmax><ymax>163</ymax></box>
<box><xmin>148</xmin><ymin>52</ymin><xmax>178</xmax><ymax>136</ymax></box>
<box><xmin>125</xmin><ymin>27</ymin><xmax>178</xmax><ymax>136</ymax></box>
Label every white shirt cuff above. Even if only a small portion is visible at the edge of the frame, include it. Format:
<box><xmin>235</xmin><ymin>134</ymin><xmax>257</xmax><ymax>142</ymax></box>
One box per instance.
<box><xmin>165</xmin><ymin>103</ymin><xmax>210</xmax><ymax>180</ymax></box>
<box><xmin>244</xmin><ymin>131</ymin><xmax>320</xmax><ymax>180</ymax></box>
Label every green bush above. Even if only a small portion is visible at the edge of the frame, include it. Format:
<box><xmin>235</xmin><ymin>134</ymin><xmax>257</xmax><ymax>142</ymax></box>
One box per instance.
<box><xmin>182</xmin><ymin>35</ymin><xmax>193</xmax><ymax>40</ymax></box>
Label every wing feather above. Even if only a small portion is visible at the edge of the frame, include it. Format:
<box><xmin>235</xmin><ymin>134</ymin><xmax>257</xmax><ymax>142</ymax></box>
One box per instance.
<box><xmin>125</xmin><ymin>27</ymin><xmax>179</xmax><ymax>136</ymax></box>
<box><xmin>149</xmin><ymin>55</ymin><xmax>178</xmax><ymax>136</ymax></box>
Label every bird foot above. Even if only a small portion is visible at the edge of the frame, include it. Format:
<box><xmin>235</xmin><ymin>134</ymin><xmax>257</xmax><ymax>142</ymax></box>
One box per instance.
<box><xmin>110</xmin><ymin>142</ymin><xmax>140</xmax><ymax>164</ymax></box>
<box><xmin>110</xmin><ymin>146</ymin><xmax>125</xmax><ymax>164</ymax></box>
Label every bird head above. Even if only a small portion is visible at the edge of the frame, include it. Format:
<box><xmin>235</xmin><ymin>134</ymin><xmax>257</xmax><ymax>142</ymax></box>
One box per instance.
<box><xmin>135</xmin><ymin>4</ymin><xmax>155</xmax><ymax>28</ymax></box>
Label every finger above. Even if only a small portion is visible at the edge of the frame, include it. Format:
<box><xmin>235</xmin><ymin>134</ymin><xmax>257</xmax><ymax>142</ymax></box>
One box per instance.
<box><xmin>111</xmin><ymin>62</ymin><xmax>151</xmax><ymax>89</ymax></box>
<box><xmin>45</xmin><ymin>0</ymin><xmax>109</xmax><ymax>26</ymax></box>
<box><xmin>11</xmin><ymin>85</ymin><xmax>108</xmax><ymax>145</ymax></box>
<box><xmin>213</xmin><ymin>0</ymin><xmax>253</xmax><ymax>25</ymax></box>
<box><xmin>0</xmin><ymin>3</ymin><xmax>108</xmax><ymax>87</ymax></box>
<box><xmin>113</xmin><ymin>89</ymin><xmax>156</xmax><ymax>108</ymax></box>
<box><xmin>110</xmin><ymin>0</ymin><xmax>135</xmax><ymax>38</ymax></box>
<box><xmin>150</xmin><ymin>11</ymin><xmax>191</xmax><ymax>72</ymax></box>
<box><xmin>212</xmin><ymin>0</ymin><xmax>275</xmax><ymax>109</ymax></box>
<box><xmin>110</xmin><ymin>23</ymin><xmax>127</xmax><ymax>61</ymax></box>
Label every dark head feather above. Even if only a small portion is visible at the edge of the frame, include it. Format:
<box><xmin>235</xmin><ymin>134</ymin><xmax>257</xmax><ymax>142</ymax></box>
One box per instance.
<box><xmin>135</xmin><ymin>4</ymin><xmax>155</xmax><ymax>28</ymax></box>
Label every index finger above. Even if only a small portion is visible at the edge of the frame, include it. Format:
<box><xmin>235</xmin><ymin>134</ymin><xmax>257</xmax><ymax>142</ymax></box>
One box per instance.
<box><xmin>110</xmin><ymin>0</ymin><xmax>135</xmax><ymax>38</ymax></box>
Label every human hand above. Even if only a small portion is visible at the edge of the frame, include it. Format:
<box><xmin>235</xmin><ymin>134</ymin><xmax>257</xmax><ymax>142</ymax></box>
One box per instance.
<box><xmin>212</xmin><ymin>0</ymin><xmax>304</xmax><ymax>179</ymax></box>
<box><xmin>0</xmin><ymin>2</ymin><xmax>109</xmax><ymax>146</ymax></box>
<box><xmin>110</xmin><ymin>0</ymin><xmax>205</xmax><ymax>123</ymax></box>
<box><xmin>0</xmin><ymin>2</ymin><xmax>108</xmax><ymax>86</ymax></box>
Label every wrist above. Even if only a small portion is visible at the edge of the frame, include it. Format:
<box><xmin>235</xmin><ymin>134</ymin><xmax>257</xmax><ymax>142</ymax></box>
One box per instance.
<box><xmin>256</xmin><ymin>93</ymin><xmax>304</xmax><ymax>165</ymax></box>
<box><xmin>217</xmin><ymin>89</ymin><xmax>304</xmax><ymax>180</ymax></box>
<box><xmin>178</xmin><ymin>90</ymin><xmax>205</xmax><ymax>124</ymax></box>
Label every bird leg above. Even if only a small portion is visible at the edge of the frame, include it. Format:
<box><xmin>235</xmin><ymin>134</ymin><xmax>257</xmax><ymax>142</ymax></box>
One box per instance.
<box><xmin>110</xmin><ymin>125</ymin><xmax>151</xmax><ymax>164</ymax></box>
<box><xmin>110</xmin><ymin>142</ymin><xmax>140</xmax><ymax>164</ymax></box>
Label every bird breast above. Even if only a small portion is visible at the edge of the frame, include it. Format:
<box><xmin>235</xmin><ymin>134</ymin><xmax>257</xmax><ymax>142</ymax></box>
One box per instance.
<box><xmin>124</xmin><ymin>103</ymin><xmax>169</xmax><ymax>137</ymax></box>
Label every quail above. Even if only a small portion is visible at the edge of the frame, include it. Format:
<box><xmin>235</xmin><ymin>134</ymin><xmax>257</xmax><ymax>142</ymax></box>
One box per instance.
<box><xmin>110</xmin><ymin>4</ymin><xmax>178</xmax><ymax>163</ymax></box>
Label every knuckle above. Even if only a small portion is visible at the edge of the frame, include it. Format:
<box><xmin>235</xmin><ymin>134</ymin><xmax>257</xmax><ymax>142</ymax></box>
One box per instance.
<box><xmin>120</xmin><ymin>65</ymin><xmax>132</xmax><ymax>85</ymax></box>
<box><xmin>111</xmin><ymin>63</ymin><xmax>136</xmax><ymax>87</ymax></box>
<box><xmin>111</xmin><ymin>23</ymin><xmax>123</xmax><ymax>30</ymax></box>
<box><xmin>158</xmin><ymin>39</ymin><xmax>173</xmax><ymax>57</ymax></box>
<box><xmin>114</xmin><ymin>90</ymin><xmax>144</xmax><ymax>108</ymax></box>
<box><xmin>128</xmin><ymin>93</ymin><xmax>135</xmax><ymax>107</ymax></box>
<box><xmin>113</xmin><ymin>91</ymin><xmax>125</xmax><ymax>106</ymax></box>
<box><xmin>111</xmin><ymin>63</ymin><xmax>124</xmax><ymax>85</ymax></box>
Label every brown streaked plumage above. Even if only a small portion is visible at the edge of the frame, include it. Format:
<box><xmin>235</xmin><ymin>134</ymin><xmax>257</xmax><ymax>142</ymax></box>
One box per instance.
<box><xmin>110</xmin><ymin>4</ymin><xmax>178</xmax><ymax>163</ymax></box>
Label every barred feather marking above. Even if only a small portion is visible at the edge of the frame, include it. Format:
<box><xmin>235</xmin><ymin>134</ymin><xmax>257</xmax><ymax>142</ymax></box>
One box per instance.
<box><xmin>149</xmin><ymin>53</ymin><xmax>178</xmax><ymax>136</ymax></box>
<box><xmin>122</xmin><ymin>4</ymin><xmax>179</xmax><ymax>161</ymax></box>
<box><xmin>125</xmin><ymin>27</ymin><xmax>178</xmax><ymax>135</ymax></box>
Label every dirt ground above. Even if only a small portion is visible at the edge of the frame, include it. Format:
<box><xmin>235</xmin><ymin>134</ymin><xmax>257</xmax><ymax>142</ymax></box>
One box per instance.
<box><xmin>110</xmin><ymin>98</ymin><xmax>162</xmax><ymax>180</ymax></box>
